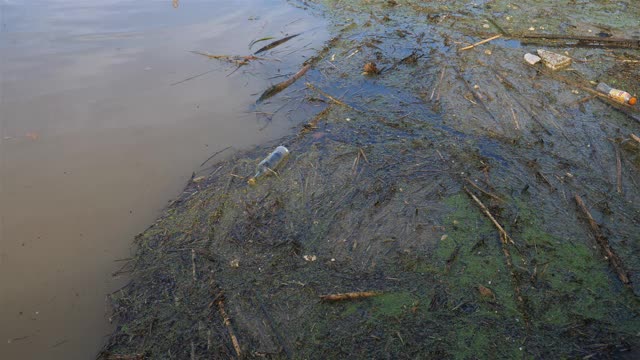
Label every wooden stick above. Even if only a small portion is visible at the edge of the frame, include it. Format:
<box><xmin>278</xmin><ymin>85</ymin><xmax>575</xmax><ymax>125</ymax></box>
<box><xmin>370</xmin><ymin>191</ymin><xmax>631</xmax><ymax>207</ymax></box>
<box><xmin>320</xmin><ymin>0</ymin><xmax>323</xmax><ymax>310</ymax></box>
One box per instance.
<box><xmin>631</xmin><ymin>133</ymin><xmax>640</xmax><ymax>144</ymax></box>
<box><xmin>191</xmin><ymin>249</ymin><xmax>197</xmax><ymax>281</ymax></box>
<box><xmin>464</xmin><ymin>187</ymin><xmax>528</xmax><ymax>325</ymax></box>
<box><xmin>452</xmin><ymin>67</ymin><xmax>501</xmax><ymax>126</ymax></box>
<box><xmin>320</xmin><ymin>291</ymin><xmax>380</xmax><ymax>302</ymax></box>
<box><xmin>463</xmin><ymin>187</ymin><xmax>514</xmax><ymax>245</ymax></box>
<box><xmin>615</xmin><ymin>144</ymin><xmax>623</xmax><ymax>194</ymax></box>
<box><xmin>510</xmin><ymin>106</ymin><xmax>520</xmax><ymax>130</ymax></box>
<box><xmin>465</xmin><ymin>179</ymin><xmax>504</xmax><ymax>202</ymax></box>
<box><xmin>460</xmin><ymin>34</ymin><xmax>502</xmax><ymax>51</ymax></box>
<box><xmin>574</xmin><ymin>194</ymin><xmax>630</xmax><ymax>285</ymax></box>
<box><xmin>257</xmin><ymin>64</ymin><xmax>311</xmax><ymax>103</ymax></box>
<box><xmin>430</xmin><ymin>65</ymin><xmax>447</xmax><ymax>101</ymax></box>
<box><xmin>216</xmin><ymin>296</ymin><xmax>242</xmax><ymax>357</ymax></box>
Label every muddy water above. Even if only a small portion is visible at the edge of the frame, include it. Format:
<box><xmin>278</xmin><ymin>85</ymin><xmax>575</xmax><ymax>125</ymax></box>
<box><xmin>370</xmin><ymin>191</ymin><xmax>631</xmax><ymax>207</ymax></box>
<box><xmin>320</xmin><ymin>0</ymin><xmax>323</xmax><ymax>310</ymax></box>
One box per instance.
<box><xmin>0</xmin><ymin>0</ymin><xmax>326</xmax><ymax>358</ymax></box>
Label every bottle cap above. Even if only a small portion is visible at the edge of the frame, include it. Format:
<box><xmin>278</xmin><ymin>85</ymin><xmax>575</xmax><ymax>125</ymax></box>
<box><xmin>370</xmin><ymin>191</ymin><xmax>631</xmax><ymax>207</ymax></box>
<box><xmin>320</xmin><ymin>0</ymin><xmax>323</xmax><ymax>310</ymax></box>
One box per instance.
<box><xmin>630</xmin><ymin>97</ymin><xmax>637</xmax><ymax>106</ymax></box>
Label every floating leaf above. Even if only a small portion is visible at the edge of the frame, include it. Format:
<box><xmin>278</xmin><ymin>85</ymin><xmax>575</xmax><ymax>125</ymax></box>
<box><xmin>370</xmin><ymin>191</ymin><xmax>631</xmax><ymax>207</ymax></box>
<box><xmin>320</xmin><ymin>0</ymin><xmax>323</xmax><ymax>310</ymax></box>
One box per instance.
<box><xmin>254</xmin><ymin>33</ymin><xmax>300</xmax><ymax>54</ymax></box>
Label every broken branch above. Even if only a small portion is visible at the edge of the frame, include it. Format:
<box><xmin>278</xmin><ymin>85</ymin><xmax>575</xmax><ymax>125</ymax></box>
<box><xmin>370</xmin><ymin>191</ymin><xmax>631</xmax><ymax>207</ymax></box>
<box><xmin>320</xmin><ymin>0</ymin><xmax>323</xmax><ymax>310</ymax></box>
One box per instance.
<box><xmin>463</xmin><ymin>187</ymin><xmax>514</xmax><ymax>245</ymax></box>
<box><xmin>574</xmin><ymin>194</ymin><xmax>630</xmax><ymax>285</ymax></box>
<box><xmin>465</xmin><ymin>179</ymin><xmax>504</xmax><ymax>202</ymax></box>
<box><xmin>257</xmin><ymin>64</ymin><xmax>311</xmax><ymax>103</ymax></box>
<box><xmin>320</xmin><ymin>291</ymin><xmax>380</xmax><ymax>302</ymax></box>
<box><xmin>614</xmin><ymin>144</ymin><xmax>623</xmax><ymax>194</ymax></box>
<box><xmin>216</xmin><ymin>295</ymin><xmax>242</xmax><ymax>357</ymax></box>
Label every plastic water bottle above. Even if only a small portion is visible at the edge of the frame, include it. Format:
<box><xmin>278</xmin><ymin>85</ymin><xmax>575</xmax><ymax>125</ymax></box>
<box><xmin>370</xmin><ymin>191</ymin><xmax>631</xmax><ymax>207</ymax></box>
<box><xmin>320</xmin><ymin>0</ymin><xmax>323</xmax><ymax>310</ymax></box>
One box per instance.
<box><xmin>596</xmin><ymin>82</ymin><xmax>637</xmax><ymax>105</ymax></box>
<box><xmin>247</xmin><ymin>146</ymin><xmax>289</xmax><ymax>185</ymax></box>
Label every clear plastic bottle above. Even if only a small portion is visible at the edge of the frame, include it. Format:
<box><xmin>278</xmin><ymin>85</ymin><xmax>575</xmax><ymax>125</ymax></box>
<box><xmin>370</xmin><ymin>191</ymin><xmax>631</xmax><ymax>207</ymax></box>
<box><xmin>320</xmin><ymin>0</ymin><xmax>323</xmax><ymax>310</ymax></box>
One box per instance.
<box><xmin>247</xmin><ymin>146</ymin><xmax>289</xmax><ymax>185</ymax></box>
<box><xmin>596</xmin><ymin>82</ymin><xmax>637</xmax><ymax>105</ymax></box>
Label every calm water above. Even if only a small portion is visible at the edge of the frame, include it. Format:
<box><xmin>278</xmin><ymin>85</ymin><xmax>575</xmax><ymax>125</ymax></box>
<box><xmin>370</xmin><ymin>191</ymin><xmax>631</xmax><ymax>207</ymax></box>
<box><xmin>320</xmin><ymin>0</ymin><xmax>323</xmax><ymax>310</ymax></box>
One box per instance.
<box><xmin>0</xmin><ymin>0</ymin><xmax>326</xmax><ymax>358</ymax></box>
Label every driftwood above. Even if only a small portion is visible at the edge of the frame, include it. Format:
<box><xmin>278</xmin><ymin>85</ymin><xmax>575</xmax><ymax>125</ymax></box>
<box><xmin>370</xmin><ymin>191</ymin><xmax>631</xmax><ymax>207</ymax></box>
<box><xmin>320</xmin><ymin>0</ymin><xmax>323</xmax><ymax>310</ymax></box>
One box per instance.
<box><xmin>574</xmin><ymin>194</ymin><xmax>630</xmax><ymax>285</ymax></box>
<box><xmin>320</xmin><ymin>291</ymin><xmax>380</xmax><ymax>302</ymax></box>
<box><xmin>256</xmin><ymin>64</ymin><xmax>311</xmax><ymax>103</ymax></box>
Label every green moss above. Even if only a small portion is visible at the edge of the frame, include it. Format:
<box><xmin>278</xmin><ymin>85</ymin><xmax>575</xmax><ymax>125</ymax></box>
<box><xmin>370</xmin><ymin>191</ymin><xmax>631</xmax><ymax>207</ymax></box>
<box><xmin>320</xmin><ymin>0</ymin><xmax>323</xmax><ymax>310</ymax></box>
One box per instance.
<box><xmin>370</xmin><ymin>292</ymin><xmax>416</xmax><ymax>318</ymax></box>
<box><xmin>436</xmin><ymin>194</ymin><xmax>519</xmax><ymax>315</ymax></box>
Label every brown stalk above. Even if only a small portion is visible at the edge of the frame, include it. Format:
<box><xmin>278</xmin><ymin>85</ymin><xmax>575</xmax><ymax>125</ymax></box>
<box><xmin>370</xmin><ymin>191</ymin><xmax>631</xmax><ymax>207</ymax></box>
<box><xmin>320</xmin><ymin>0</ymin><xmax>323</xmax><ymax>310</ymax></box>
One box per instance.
<box><xmin>320</xmin><ymin>291</ymin><xmax>380</xmax><ymax>302</ymax></box>
<box><xmin>574</xmin><ymin>194</ymin><xmax>630</xmax><ymax>285</ymax></box>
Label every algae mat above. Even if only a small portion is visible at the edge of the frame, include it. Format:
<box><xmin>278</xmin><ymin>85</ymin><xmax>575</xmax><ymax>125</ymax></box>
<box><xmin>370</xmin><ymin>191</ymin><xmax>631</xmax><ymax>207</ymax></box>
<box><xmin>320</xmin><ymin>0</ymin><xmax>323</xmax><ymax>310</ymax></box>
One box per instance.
<box><xmin>102</xmin><ymin>1</ymin><xmax>640</xmax><ymax>358</ymax></box>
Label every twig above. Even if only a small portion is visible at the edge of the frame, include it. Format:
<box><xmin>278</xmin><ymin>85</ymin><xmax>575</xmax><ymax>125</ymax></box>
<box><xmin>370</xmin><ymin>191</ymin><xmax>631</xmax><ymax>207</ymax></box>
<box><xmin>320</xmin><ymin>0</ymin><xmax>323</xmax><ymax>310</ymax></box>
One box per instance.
<box><xmin>255</xmin><ymin>292</ymin><xmax>292</xmax><ymax>359</ymax></box>
<box><xmin>463</xmin><ymin>187</ymin><xmax>514</xmax><ymax>245</ymax></box>
<box><xmin>614</xmin><ymin>144</ymin><xmax>623</xmax><ymax>194</ymax></box>
<box><xmin>465</xmin><ymin>179</ymin><xmax>504</xmax><ymax>202</ymax></box>
<box><xmin>191</xmin><ymin>249</ymin><xmax>197</xmax><ymax>281</ymax></box>
<box><xmin>303</xmin><ymin>35</ymin><xmax>342</xmax><ymax>67</ymax></box>
<box><xmin>359</xmin><ymin>148</ymin><xmax>369</xmax><ymax>163</ymax></box>
<box><xmin>257</xmin><ymin>64</ymin><xmax>311</xmax><ymax>103</ymax></box>
<box><xmin>460</xmin><ymin>34</ymin><xmax>502</xmax><ymax>51</ymax></box>
<box><xmin>216</xmin><ymin>295</ymin><xmax>242</xmax><ymax>357</ymax></box>
<box><xmin>510</xmin><ymin>106</ymin><xmax>520</xmax><ymax>130</ymax></box>
<box><xmin>430</xmin><ymin>65</ymin><xmax>446</xmax><ymax>101</ymax></box>
<box><xmin>171</xmin><ymin>68</ymin><xmax>218</xmax><ymax>86</ymax></box>
<box><xmin>200</xmin><ymin>146</ymin><xmax>232</xmax><ymax>167</ymax></box>
<box><xmin>574</xmin><ymin>194</ymin><xmax>630</xmax><ymax>285</ymax></box>
<box><xmin>490</xmin><ymin>68</ymin><xmax>553</xmax><ymax>135</ymax></box>
<box><xmin>320</xmin><ymin>291</ymin><xmax>380</xmax><ymax>302</ymax></box>
<box><xmin>464</xmin><ymin>187</ymin><xmax>529</xmax><ymax>325</ymax></box>
<box><xmin>631</xmin><ymin>133</ymin><xmax>640</xmax><ymax>144</ymax></box>
<box><xmin>486</xmin><ymin>17</ymin><xmax>509</xmax><ymax>36</ymax></box>
<box><xmin>445</xmin><ymin>244</ymin><xmax>461</xmax><ymax>273</ymax></box>
<box><xmin>452</xmin><ymin>67</ymin><xmax>501</xmax><ymax>126</ymax></box>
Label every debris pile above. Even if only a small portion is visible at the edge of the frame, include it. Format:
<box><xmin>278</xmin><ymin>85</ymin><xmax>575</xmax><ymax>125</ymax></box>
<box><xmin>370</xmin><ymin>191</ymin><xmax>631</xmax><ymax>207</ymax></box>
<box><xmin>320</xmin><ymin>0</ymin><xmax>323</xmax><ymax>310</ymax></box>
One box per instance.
<box><xmin>101</xmin><ymin>1</ymin><xmax>640</xmax><ymax>359</ymax></box>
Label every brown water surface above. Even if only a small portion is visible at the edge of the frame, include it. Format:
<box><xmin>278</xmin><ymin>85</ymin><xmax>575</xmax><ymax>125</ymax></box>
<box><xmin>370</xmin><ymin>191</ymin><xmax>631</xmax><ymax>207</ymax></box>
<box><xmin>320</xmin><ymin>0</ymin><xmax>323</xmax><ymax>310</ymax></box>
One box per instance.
<box><xmin>0</xmin><ymin>0</ymin><xmax>326</xmax><ymax>358</ymax></box>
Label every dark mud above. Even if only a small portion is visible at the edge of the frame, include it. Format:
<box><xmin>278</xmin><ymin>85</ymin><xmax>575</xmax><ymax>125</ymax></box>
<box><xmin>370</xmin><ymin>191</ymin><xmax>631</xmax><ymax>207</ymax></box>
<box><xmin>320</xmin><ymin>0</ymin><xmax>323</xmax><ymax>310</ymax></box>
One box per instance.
<box><xmin>101</xmin><ymin>1</ymin><xmax>640</xmax><ymax>358</ymax></box>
